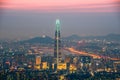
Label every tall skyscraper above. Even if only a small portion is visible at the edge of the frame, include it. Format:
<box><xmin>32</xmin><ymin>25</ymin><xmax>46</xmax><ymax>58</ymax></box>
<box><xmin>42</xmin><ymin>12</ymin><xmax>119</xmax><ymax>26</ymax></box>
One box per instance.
<box><xmin>35</xmin><ymin>56</ymin><xmax>41</xmax><ymax>69</ymax></box>
<box><xmin>54</xmin><ymin>19</ymin><xmax>62</xmax><ymax>66</ymax></box>
<box><xmin>36</xmin><ymin>56</ymin><xmax>41</xmax><ymax>65</ymax></box>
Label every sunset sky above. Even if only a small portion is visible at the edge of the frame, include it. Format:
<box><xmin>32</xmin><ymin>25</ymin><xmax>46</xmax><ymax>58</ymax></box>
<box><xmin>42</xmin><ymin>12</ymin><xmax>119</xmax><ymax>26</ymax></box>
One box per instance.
<box><xmin>0</xmin><ymin>0</ymin><xmax>120</xmax><ymax>39</ymax></box>
<box><xmin>1</xmin><ymin>0</ymin><xmax>119</xmax><ymax>12</ymax></box>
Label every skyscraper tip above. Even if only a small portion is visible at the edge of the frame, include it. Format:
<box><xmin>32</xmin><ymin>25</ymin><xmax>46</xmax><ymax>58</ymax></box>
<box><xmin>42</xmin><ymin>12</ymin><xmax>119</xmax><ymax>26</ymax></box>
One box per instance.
<box><xmin>56</xmin><ymin>19</ymin><xmax>60</xmax><ymax>25</ymax></box>
<box><xmin>55</xmin><ymin>19</ymin><xmax>60</xmax><ymax>31</ymax></box>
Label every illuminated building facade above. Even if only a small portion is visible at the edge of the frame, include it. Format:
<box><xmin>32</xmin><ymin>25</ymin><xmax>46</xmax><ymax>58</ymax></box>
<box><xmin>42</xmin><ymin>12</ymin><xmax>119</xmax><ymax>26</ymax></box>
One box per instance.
<box><xmin>36</xmin><ymin>56</ymin><xmax>41</xmax><ymax>65</ymax></box>
<box><xmin>42</xmin><ymin>62</ymin><xmax>48</xmax><ymax>70</ymax></box>
<box><xmin>57</xmin><ymin>63</ymin><xmax>67</xmax><ymax>70</ymax></box>
<box><xmin>35</xmin><ymin>56</ymin><xmax>41</xmax><ymax>69</ymax></box>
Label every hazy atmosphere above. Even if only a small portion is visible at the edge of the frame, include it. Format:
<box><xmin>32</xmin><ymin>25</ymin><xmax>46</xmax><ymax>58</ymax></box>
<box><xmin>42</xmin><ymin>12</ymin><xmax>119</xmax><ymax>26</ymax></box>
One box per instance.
<box><xmin>0</xmin><ymin>0</ymin><xmax>120</xmax><ymax>39</ymax></box>
<box><xmin>0</xmin><ymin>1</ymin><xmax>120</xmax><ymax>79</ymax></box>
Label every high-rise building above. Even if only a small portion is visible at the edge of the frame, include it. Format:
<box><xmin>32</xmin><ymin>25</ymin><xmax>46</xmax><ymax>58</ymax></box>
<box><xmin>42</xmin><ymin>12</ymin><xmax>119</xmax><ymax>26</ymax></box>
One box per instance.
<box><xmin>79</xmin><ymin>56</ymin><xmax>93</xmax><ymax>72</ymax></box>
<box><xmin>36</xmin><ymin>56</ymin><xmax>41</xmax><ymax>65</ymax></box>
<box><xmin>35</xmin><ymin>56</ymin><xmax>41</xmax><ymax>69</ymax></box>
<box><xmin>54</xmin><ymin>19</ymin><xmax>62</xmax><ymax>68</ymax></box>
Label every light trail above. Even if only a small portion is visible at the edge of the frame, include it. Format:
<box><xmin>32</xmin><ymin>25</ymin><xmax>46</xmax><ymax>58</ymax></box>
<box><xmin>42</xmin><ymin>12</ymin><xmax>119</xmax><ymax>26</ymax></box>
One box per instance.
<box><xmin>65</xmin><ymin>47</ymin><xmax>120</xmax><ymax>60</ymax></box>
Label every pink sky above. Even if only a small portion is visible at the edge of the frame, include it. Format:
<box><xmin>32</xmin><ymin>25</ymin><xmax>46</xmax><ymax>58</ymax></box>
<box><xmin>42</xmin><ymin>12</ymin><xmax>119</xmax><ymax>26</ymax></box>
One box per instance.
<box><xmin>0</xmin><ymin>0</ymin><xmax>120</xmax><ymax>12</ymax></box>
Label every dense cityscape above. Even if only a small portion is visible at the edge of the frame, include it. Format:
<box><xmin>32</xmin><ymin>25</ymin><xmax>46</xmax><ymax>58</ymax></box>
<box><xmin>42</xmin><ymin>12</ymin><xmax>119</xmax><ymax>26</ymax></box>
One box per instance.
<box><xmin>0</xmin><ymin>19</ymin><xmax>120</xmax><ymax>80</ymax></box>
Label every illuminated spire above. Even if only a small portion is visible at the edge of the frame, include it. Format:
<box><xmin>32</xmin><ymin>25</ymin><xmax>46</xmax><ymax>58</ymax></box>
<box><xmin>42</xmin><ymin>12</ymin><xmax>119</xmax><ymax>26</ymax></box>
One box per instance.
<box><xmin>56</xmin><ymin>19</ymin><xmax>60</xmax><ymax>32</ymax></box>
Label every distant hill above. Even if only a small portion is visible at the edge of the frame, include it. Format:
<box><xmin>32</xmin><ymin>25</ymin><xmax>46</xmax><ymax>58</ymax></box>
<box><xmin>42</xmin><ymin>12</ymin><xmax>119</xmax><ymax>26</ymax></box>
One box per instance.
<box><xmin>20</xmin><ymin>36</ymin><xmax>54</xmax><ymax>44</ymax></box>
<box><xmin>105</xmin><ymin>34</ymin><xmax>120</xmax><ymax>41</ymax></box>
<box><xmin>19</xmin><ymin>34</ymin><xmax>120</xmax><ymax>44</ymax></box>
<box><xmin>63</xmin><ymin>34</ymin><xmax>120</xmax><ymax>41</ymax></box>
<box><xmin>63</xmin><ymin>34</ymin><xmax>81</xmax><ymax>40</ymax></box>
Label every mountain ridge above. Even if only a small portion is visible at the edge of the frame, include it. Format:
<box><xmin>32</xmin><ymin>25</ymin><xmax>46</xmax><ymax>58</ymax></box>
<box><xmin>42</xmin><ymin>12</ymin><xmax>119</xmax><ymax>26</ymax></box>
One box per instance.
<box><xmin>19</xmin><ymin>34</ymin><xmax>120</xmax><ymax>44</ymax></box>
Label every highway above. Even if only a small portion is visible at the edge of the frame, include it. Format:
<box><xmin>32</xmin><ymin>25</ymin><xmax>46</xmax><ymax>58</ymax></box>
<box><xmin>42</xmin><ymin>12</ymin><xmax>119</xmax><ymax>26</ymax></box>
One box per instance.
<box><xmin>65</xmin><ymin>47</ymin><xmax>120</xmax><ymax>60</ymax></box>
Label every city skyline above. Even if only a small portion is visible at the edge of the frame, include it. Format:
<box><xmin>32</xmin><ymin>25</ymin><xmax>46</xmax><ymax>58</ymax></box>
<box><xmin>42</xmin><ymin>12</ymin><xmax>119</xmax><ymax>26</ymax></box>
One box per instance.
<box><xmin>0</xmin><ymin>1</ymin><xmax>120</xmax><ymax>78</ymax></box>
<box><xmin>0</xmin><ymin>0</ymin><xmax>120</xmax><ymax>39</ymax></box>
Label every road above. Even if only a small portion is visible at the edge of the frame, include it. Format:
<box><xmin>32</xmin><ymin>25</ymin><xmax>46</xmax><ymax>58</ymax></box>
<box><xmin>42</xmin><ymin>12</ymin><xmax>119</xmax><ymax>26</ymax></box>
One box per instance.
<box><xmin>65</xmin><ymin>47</ymin><xmax>120</xmax><ymax>60</ymax></box>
